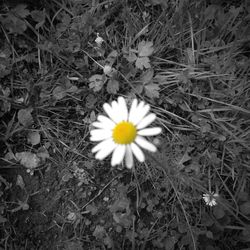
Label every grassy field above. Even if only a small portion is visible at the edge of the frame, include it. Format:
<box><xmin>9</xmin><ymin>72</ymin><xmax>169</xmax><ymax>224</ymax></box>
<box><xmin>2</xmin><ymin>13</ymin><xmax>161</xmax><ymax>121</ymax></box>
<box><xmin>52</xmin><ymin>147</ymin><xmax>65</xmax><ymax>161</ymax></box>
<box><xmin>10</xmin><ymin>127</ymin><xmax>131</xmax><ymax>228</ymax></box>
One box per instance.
<box><xmin>0</xmin><ymin>0</ymin><xmax>250</xmax><ymax>249</ymax></box>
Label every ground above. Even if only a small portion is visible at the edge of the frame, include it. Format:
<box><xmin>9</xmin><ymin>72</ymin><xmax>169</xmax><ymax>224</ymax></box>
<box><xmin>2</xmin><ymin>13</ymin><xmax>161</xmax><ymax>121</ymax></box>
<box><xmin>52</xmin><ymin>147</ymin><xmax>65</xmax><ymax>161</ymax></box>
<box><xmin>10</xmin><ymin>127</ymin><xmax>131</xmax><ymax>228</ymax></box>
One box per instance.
<box><xmin>0</xmin><ymin>0</ymin><xmax>250</xmax><ymax>249</ymax></box>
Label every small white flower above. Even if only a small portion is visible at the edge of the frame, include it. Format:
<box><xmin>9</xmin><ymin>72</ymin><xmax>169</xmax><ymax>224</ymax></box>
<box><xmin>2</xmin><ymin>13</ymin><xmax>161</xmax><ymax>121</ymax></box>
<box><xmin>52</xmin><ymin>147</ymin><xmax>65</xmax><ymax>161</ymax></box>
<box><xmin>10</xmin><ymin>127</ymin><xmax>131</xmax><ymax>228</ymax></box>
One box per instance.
<box><xmin>103</xmin><ymin>65</ymin><xmax>112</xmax><ymax>75</ymax></box>
<box><xmin>90</xmin><ymin>97</ymin><xmax>162</xmax><ymax>168</ymax></box>
<box><xmin>203</xmin><ymin>192</ymin><xmax>219</xmax><ymax>206</ymax></box>
<box><xmin>95</xmin><ymin>34</ymin><xmax>104</xmax><ymax>46</ymax></box>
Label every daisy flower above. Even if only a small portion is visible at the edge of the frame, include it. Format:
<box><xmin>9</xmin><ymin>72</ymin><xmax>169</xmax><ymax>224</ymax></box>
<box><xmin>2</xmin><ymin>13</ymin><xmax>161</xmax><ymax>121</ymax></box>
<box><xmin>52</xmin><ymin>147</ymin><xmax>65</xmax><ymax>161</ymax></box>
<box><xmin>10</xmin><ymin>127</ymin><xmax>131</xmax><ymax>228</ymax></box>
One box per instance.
<box><xmin>90</xmin><ymin>96</ymin><xmax>162</xmax><ymax>168</ymax></box>
<box><xmin>202</xmin><ymin>192</ymin><xmax>219</xmax><ymax>207</ymax></box>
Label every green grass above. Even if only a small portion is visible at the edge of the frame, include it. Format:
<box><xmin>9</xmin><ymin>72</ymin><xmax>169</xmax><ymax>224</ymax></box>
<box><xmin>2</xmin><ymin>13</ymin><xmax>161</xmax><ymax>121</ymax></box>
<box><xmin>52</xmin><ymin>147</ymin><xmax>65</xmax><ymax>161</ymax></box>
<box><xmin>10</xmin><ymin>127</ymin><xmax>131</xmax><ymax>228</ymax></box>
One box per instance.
<box><xmin>0</xmin><ymin>0</ymin><xmax>250</xmax><ymax>249</ymax></box>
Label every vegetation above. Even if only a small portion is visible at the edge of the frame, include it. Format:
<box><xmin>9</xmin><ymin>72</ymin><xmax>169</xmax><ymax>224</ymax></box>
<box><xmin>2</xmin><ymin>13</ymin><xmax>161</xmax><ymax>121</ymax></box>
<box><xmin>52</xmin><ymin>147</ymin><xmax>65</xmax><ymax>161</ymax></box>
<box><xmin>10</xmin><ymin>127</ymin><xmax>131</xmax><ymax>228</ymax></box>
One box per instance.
<box><xmin>0</xmin><ymin>0</ymin><xmax>250</xmax><ymax>249</ymax></box>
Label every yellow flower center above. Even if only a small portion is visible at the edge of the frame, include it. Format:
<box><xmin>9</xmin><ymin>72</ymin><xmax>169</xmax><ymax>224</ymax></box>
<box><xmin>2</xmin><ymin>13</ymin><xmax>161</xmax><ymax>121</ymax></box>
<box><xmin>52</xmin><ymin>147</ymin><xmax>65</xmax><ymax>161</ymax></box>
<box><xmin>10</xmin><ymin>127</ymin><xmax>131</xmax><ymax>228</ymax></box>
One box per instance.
<box><xmin>112</xmin><ymin>121</ymin><xmax>137</xmax><ymax>144</ymax></box>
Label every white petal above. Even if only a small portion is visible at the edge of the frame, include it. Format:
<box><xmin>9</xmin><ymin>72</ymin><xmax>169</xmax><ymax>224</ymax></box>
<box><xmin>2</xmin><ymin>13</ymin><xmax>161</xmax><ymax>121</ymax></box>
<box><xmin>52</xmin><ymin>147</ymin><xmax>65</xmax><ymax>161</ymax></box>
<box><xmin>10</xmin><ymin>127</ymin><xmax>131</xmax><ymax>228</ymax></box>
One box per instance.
<box><xmin>111</xmin><ymin>145</ymin><xmax>126</xmax><ymax>166</ymax></box>
<box><xmin>125</xmin><ymin>145</ymin><xmax>133</xmax><ymax>169</ymax></box>
<box><xmin>92</xmin><ymin>122</ymin><xmax>107</xmax><ymax>129</ymax></box>
<box><xmin>90</xmin><ymin>129</ymin><xmax>112</xmax><ymax>137</ymax></box>
<box><xmin>117</xmin><ymin>96</ymin><xmax>128</xmax><ymax>121</ymax></box>
<box><xmin>97</xmin><ymin>115</ymin><xmax>116</xmax><ymax>129</ymax></box>
<box><xmin>131</xmin><ymin>103</ymin><xmax>150</xmax><ymax>125</ymax></box>
<box><xmin>92</xmin><ymin>138</ymin><xmax>115</xmax><ymax>153</ymax></box>
<box><xmin>136</xmin><ymin>113</ymin><xmax>156</xmax><ymax>130</ymax></box>
<box><xmin>131</xmin><ymin>143</ymin><xmax>145</xmax><ymax>162</ymax></box>
<box><xmin>137</xmin><ymin>127</ymin><xmax>162</xmax><ymax>136</ymax></box>
<box><xmin>95</xmin><ymin>141</ymin><xmax>117</xmax><ymax>160</ymax></box>
<box><xmin>90</xmin><ymin>129</ymin><xmax>112</xmax><ymax>141</ymax></box>
<box><xmin>111</xmin><ymin>100</ymin><xmax>124</xmax><ymax>123</ymax></box>
<box><xmin>103</xmin><ymin>102</ymin><xmax>114</xmax><ymax>120</ymax></box>
<box><xmin>129</xmin><ymin>100</ymin><xmax>145</xmax><ymax>124</ymax></box>
<box><xmin>135</xmin><ymin>136</ymin><xmax>157</xmax><ymax>152</ymax></box>
<box><xmin>128</xmin><ymin>99</ymin><xmax>138</xmax><ymax>123</ymax></box>
<box><xmin>103</xmin><ymin>102</ymin><xmax>119</xmax><ymax>123</ymax></box>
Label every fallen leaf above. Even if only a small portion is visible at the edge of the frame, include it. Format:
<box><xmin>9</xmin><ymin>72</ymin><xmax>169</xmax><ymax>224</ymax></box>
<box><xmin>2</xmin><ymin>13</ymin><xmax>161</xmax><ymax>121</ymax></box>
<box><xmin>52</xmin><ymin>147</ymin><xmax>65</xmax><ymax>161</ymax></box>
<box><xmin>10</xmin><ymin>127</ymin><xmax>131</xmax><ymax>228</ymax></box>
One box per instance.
<box><xmin>18</xmin><ymin>108</ymin><xmax>33</xmax><ymax>126</ymax></box>
<box><xmin>53</xmin><ymin>86</ymin><xmax>67</xmax><ymax>100</ymax></box>
<box><xmin>138</xmin><ymin>41</ymin><xmax>154</xmax><ymax>57</ymax></box>
<box><xmin>27</xmin><ymin>131</ymin><xmax>40</xmax><ymax>146</ymax></box>
<box><xmin>15</xmin><ymin>152</ymin><xmax>40</xmax><ymax>169</ymax></box>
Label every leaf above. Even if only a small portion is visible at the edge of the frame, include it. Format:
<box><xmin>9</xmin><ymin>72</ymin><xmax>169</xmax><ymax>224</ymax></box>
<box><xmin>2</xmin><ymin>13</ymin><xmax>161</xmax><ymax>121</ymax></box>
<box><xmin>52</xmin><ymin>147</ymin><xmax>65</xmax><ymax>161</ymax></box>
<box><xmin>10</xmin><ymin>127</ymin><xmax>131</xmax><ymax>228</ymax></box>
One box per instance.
<box><xmin>0</xmin><ymin>215</ymin><xmax>7</xmax><ymax>223</ymax></box>
<box><xmin>89</xmin><ymin>74</ymin><xmax>105</xmax><ymax>92</ymax></box>
<box><xmin>89</xmin><ymin>111</ymin><xmax>96</xmax><ymax>122</ymax></box>
<box><xmin>27</xmin><ymin>131</ymin><xmax>40</xmax><ymax>146</ymax></box>
<box><xmin>64</xmin><ymin>241</ymin><xmax>83</xmax><ymax>250</ymax></box>
<box><xmin>206</xmin><ymin>231</ymin><xmax>214</xmax><ymax>239</ymax></box>
<box><xmin>240</xmin><ymin>201</ymin><xmax>250</xmax><ymax>215</ymax></box>
<box><xmin>4</xmin><ymin>151</ymin><xmax>15</xmax><ymax>160</ymax></box>
<box><xmin>93</xmin><ymin>225</ymin><xmax>105</xmax><ymax>239</ymax></box>
<box><xmin>12</xmin><ymin>4</ymin><xmax>30</xmax><ymax>18</ymax></box>
<box><xmin>240</xmin><ymin>226</ymin><xmax>250</xmax><ymax>242</ymax></box>
<box><xmin>201</xmin><ymin>212</ymin><xmax>214</xmax><ymax>226</ymax></box>
<box><xmin>164</xmin><ymin>236</ymin><xmax>176</xmax><ymax>250</ymax></box>
<box><xmin>18</xmin><ymin>108</ymin><xmax>33</xmax><ymax>126</ymax></box>
<box><xmin>1</xmin><ymin>15</ymin><xmax>27</xmax><ymax>34</ymax></box>
<box><xmin>31</xmin><ymin>10</ymin><xmax>45</xmax><ymax>23</ymax></box>
<box><xmin>31</xmin><ymin>10</ymin><xmax>46</xmax><ymax>29</ymax></box>
<box><xmin>15</xmin><ymin>152</ymin><xmax>40</xmax><ymax>169</ymax></box>
<box><xmin>16</xmin><ymin>175</ymin><xmax>25</xmax><ymax>189</ymax></box>
<box><xmin>213</xmin><ymin>206</ymin><xmax>225</xmax><ymax>219</ymax></box>
<box><xmin>204</xmin><ymin>5</ymin><xmax>217</xmax><ymax>21</ymax></box>
<box><xmin>177</xmin><ymin>151</ymin><xmax>191</xmax><ymax>167</ymax></box>
<box><xmin>135</xmin><ymin>57</ymin><xmax>151</xmax><ymax>70</ymax></box>
<box><xmin>86</xmin><ymin>94</ymin><xmax>97</xmax><ymax>109</ymax></box>
<box><xmin>106</xmin><ymin>79</ymin><xmax>119</xmax><ymax>94</ymax></box>
<box><xmin>103</xmin><ymin>235</ymin><xmax>113</xmax><ymax>248</ymax></box>
<box><xmin>37</xmin><ymin>147</ymin><xmax>50</xmax><ymax>161</ymax></box>
<box><xmin>66</xmin><ymin>85</ymin><xmax>78</xmax><ymax>93</ymax></box>
<box><xmin>149</xmin><ymin>0</ymin><xmax>168</xmax><ymax>7</ymax></box>
<box><xmin>53</xmin><ymin>86</ymin><xmax>67</xmax><ymax>100</ymax></box>
<box><xmin>126</xmin><ymin>51</ymin><xmax>137</xmax><ymax>62</ymax></box>
<box><xmin>138</xmin><ymin>41</ymin><xmax>154</xmax><ymax>57</ymax></box>
<box><xmin>133</xmin><ymin>83</ymin><xmax>144</xmax><ymax>94</ymax></box>
<box><xmin>141</xmin><ymin>68</ymin><xmax>154</xmax><ymax>84</ymax></box>
<box><xmin>107</xmin><ymin>50</ymin><xmax>118</xmax><ymax>65</ymax></box>
<box><xmin>144</xmin><ymin>83</ymin><xmax>160</xmax><ymax>99</ymax></box>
